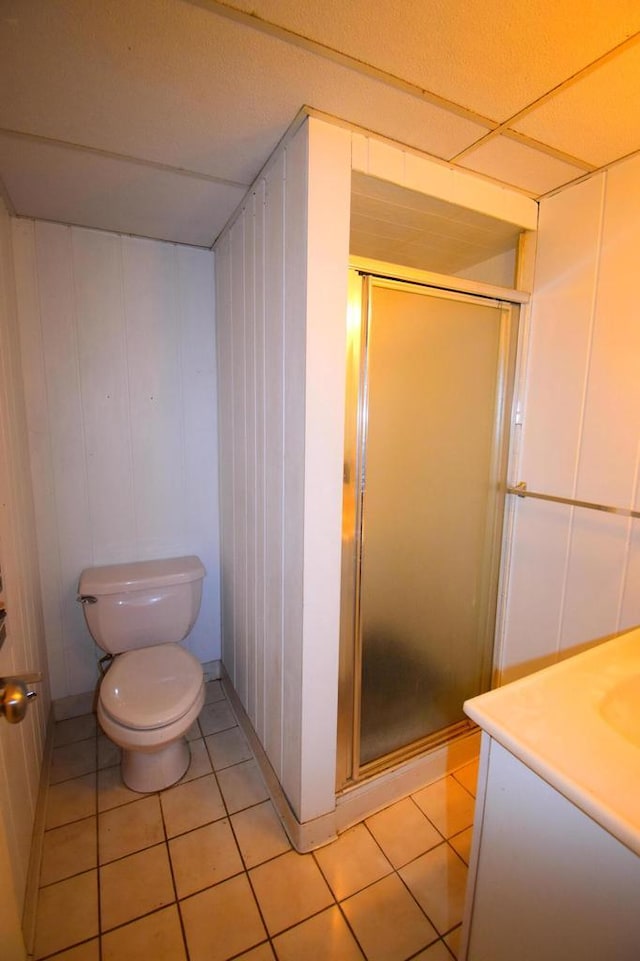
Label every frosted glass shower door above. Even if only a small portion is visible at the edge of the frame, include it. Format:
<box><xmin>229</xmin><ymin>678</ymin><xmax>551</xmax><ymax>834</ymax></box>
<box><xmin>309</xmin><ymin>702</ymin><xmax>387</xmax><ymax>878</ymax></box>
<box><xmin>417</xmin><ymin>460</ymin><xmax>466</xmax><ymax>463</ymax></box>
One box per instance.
<box><xmin>358</xmin><ymin>279</ymin><xmax>512</xmax><ymax>766</ymax></box>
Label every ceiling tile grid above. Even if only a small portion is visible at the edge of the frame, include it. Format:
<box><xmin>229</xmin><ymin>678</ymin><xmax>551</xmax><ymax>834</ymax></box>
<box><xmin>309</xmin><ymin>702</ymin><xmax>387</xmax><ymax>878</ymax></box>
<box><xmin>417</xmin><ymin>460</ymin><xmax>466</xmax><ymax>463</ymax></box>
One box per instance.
<box><xmin>1</xmin><ymin>0</ymin><xmax>640</xmax><ymax>244</ymax></box>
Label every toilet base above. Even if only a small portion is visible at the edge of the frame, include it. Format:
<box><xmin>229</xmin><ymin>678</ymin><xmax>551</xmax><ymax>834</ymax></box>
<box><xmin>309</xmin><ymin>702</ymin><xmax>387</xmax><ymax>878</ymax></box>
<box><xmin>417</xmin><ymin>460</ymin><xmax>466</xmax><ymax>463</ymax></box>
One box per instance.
<box><xmin>121</xmin><ymin>736</ymin><xmax>190</xmax><ymax>793</ymax></box>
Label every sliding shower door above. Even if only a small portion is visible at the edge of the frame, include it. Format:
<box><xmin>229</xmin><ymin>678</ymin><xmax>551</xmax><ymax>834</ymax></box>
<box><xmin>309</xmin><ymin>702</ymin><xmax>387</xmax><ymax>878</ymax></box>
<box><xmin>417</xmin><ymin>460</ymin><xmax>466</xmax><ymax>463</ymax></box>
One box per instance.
<box><xmin>338</xmin><ymin>271</ymin><xmax>517</xmax><ymax>782</ymax></box>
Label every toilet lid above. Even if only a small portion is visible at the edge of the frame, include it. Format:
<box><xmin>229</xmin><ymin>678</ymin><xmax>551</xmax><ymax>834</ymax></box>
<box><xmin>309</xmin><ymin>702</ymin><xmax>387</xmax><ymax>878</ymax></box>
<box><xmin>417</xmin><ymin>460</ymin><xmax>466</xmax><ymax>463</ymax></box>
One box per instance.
<box><xmin>100</xmin><ymin>644</ymin><xmax>203</xmax><ymax>730</ymax></box>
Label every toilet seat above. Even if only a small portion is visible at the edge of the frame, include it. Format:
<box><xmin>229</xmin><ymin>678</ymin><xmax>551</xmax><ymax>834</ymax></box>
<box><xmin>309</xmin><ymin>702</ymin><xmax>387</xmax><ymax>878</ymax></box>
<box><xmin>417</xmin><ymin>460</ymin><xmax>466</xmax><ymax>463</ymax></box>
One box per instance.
<box><xmin>100</xmin><ymin>643</ymin><xmax>203</xmax><ymax>730</ymax></box>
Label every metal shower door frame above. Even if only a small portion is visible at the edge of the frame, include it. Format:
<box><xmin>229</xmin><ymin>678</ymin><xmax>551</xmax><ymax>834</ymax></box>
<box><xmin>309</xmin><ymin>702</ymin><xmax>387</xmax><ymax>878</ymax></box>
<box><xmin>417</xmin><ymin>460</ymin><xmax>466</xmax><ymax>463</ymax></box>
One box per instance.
<box><xmin>336</xmin><ymin>267</ymin><xmax>519</xmax><ymax>790</ymax></box>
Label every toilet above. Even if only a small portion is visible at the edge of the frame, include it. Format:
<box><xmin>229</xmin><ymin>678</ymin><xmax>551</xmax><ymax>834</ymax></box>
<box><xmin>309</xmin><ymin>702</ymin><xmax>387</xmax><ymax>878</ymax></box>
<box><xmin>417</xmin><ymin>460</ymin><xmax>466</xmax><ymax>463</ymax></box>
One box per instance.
<box><xmin>78</xmin><ymin>555</ymin><xmax>206</xmax><ymax>793</ymax></box>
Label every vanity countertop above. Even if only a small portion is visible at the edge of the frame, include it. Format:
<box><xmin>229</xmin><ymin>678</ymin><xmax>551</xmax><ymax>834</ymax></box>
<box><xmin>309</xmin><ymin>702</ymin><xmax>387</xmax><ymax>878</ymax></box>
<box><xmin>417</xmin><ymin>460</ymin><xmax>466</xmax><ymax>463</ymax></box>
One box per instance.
<box><xmin>464</xmin><ymin>626</ymin><xmax>640</xmax><ymax>856</ymax></box>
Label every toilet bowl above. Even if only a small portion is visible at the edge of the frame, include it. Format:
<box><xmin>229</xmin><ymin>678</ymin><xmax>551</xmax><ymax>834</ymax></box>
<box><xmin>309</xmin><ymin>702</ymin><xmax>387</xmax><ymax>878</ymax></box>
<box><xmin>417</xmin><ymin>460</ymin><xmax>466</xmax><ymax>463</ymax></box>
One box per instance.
<box><xmin>97</xmin><ymin>643</ymin><xmax>205</xmax><ymax>792</ymax></box>
<box><xmin>78</xmin><ymin>555</ymin><xmax>206</xmax><ymax>792</ymax></box>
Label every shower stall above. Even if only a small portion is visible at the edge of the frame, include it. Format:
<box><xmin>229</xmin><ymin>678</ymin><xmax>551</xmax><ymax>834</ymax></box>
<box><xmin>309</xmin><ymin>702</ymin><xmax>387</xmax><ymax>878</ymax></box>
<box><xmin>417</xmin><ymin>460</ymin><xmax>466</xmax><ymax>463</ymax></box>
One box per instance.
<box><xmin>337</xmin><ymin>267</ymin><xmax>519</xmax><ymax>788</ymax></box>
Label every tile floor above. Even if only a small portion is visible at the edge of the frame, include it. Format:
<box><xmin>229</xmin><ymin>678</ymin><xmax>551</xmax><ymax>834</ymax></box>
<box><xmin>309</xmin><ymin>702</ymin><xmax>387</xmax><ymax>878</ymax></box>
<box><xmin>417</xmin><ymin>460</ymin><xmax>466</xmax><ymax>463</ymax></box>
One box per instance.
<box><xmin>34</xmin><ymin>679</ymin><xmax>478</xmax><ymax>961</ymax></box>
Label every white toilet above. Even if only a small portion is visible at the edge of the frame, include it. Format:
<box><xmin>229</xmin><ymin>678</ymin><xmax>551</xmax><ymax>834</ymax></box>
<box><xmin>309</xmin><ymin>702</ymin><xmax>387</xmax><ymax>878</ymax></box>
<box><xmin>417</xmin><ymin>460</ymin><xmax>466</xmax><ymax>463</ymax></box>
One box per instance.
<box><xmin>78</xmin><ymin>555</ymin><xmax>206</xmax><ymax>793</ymax></box>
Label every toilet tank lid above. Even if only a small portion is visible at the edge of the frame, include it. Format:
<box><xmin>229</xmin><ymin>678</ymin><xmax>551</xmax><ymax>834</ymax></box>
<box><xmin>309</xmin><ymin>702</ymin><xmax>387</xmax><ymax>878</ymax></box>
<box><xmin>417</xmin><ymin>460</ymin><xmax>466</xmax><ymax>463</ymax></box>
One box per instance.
<box><xmin>78</xmin><ymin>555</ymin><xmax>206</xmax><ymax>595</ymax></box>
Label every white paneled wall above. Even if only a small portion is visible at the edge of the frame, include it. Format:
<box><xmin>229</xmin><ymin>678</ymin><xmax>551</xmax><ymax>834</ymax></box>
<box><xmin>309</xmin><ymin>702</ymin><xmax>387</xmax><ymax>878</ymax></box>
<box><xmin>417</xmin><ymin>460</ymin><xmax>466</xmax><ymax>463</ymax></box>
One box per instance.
<box><xmin>12</xmin><ymin>221</ymin><xmax>220</xmax><ymax>700</ymax></box>
<box><xmin>215</xmin><ymin>117</ymin><xmax>351</xmax><ymax>822</ymax></box>
<box><xmin>0</xmin><ymin>196</ymin><xmax>49</xmax><ymax>914</ymax></box>
<box><xmin>501</xmin><ymin>154</ymin><xmax>640</xmax><ymax>681</ymax></box>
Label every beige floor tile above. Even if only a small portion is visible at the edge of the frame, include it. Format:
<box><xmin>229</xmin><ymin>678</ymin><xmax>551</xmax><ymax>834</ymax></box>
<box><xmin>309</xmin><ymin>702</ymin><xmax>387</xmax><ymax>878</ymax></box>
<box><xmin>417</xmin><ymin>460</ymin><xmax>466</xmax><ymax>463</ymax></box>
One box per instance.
<box><xmin>40</xmin><ymin>816</ymin><xmax>97</xmax><ymax>886</ymax></box>
<box><xmin>399</xmin><ymin>844</ymin><xmax>468</xmax><ymax>935</ymax></box>
<box><xmin>231</xmin><ymin>799</ymin><xmax>291</xmax><ymax>868</ymax></box>
<box><xmin>50</xmin><ymin>739</ymin><xmax>97</xmax><ymax>784</ymax></box>
<box><xmin>204</xmin><ymin>679</ymin><xmax>225</xmax><ymax>703</ymax></box>
<box><xmin>179</xmin><ymin>737</ymin><xmax>213</xmax><ymax>782</ymax></box>
<box><xmin>54</xmin><ymin>714</ymin><xmax>97</xmax><ymax>746</ymax></box>
<box><xmin>161</xmin><ymin>772</ymin><xmax>225</xmax><ymax>837</ymax></box>
<box><xmin>452</xmin><ymin>760</ymin><xmax>479</xmax><ymax>798</ymax></box>
<box><xmin>341</xmin><ymin>873</ymin><xmax>438</xmax><ymax>961</ymax></box>
<box><xmin>273</xmin><ymin>905</ymin><xmax>365</xmax><ymax>961</ymax></box>
<box><xmin>43</xmin><ymin>938</ymin><xmax>100</xmax><ymax>960</ymax></box>
<box><xmin>180</xmin><ymin>874</ymin><xmax>266</xmax><ymax>961</ymax></box>
<box><xmin>99</xmin><ymin>795</ymin><xmax>164</xmax><ymax>863</ymax></box>
<box><xmin>205</xmin><ymin>726</ymin><xmax>253</xmax><ymax>770</ymax></box>
<box><xmin>413</xmin><ymin>941</ymin><xmax>456</xmax><ymax>960</ymax></box>
<box><xmin>34</xmin><ymin>870</ymin><xmax>99</xmax><ymax>959</ymax></box>
<box><xmin>314</xmin><ymin>823</ymin><xmax>392</xmax><ymax>900</ymax></box>
<box><xmin>365</xmin><ymin>797</ymin><xmax>443</xmax><ymax>868</ymax></box>
<box><xmin>169</xmin><ymin>818</ymin><xmax>243</xmax><ymax>898</ymax></box>
<box><xmin>233</xmin><ymin>946</ymin><xmax>275</xmax><ymax>961</ymax></box>
<box><xmin>45</xmin><ymin>774</ymin><xmax>96</xmax><ymax>829</ymax></box>
<box><xmin>102</xmin><ymin>905</ymin><xmax>187</xmax><ymax>961</ymax></box>
<box><xmin>445</xmin><ymin>925</ymin><xmax>462</xmax><ymax>958</ymax></box>
<box><xmin>449</xmin><ymin>828</ymin><xmax>473</xmax><ymax>865</ymax></box>
<box><xmin>100</xmin><ymin>844</ymin><xmax>175</xmax><ymax>930</ymax></box>
<box><xmin>97</xmin><ymin>734</ymin><xmax>120</xmax><ymax>769</ymax></box>
<box><xmin>217</xmin><ymin>758</ymin><xmax>269</xmax><ymax>814</ymax></box>
<box><xmin>198</xmin><ymin>699</ymin><xmax>237</xmax><ymax>736</ymax></box>
<box><xmin>97</xmin><ymin>765</ymin><xmax>143</xmax><ymax>812</ymax></box>
<box><xmin>250</xmin><ymin>849</ymin><xmax>334</xmax><ymax>936</ymax></box>
<box><xmin>412</xmin><ymin>777</ymin><xmax>475</xmax><ymax>838</ymax></box>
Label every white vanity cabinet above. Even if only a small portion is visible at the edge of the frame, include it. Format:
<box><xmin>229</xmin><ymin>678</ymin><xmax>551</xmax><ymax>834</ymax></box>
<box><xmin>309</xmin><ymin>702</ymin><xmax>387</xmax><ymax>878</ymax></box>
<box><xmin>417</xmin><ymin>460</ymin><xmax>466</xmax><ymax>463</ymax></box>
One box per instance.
<box><xmin>460</xmin><ymin>628</ymin><xmax>640</xmax><ymax>961</ymax></box>
<box><xmin>462</xmin><ymin>735</ymin><xmax>640</xmax><ymax>961</ymax></box>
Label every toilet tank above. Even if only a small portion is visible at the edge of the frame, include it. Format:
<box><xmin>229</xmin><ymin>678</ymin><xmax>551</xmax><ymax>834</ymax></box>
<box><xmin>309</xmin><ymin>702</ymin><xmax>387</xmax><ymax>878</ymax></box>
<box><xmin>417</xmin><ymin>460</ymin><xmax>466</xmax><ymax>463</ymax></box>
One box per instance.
<box><xmin>78</xmin><ymin>555</ymin><xmax>206</xmax><ymax>655</ymax></box>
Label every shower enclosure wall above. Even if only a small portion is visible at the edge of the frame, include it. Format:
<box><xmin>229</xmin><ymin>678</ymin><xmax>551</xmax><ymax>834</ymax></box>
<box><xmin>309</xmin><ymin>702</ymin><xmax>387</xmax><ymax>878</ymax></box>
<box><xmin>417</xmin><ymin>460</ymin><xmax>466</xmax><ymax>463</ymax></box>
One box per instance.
<box><xmin>214</xmin><ymin>112</ymin><xmax>537</xmax><ymax>847</ymax></box>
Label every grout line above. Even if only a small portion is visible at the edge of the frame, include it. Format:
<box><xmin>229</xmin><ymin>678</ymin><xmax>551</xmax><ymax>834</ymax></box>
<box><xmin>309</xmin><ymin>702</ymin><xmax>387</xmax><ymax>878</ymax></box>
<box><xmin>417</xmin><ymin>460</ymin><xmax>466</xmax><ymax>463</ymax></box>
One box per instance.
<box><xmin>41</xmin><ymin>690</ymin><xmax>474</xmax><ymax>960</ymax></box>
<box><xmin>92</xmin><ymin>728</ymin><xmax>102</xmax><ymax>961</ymax></box>
<box><xmin>157</xmin><ymin>775</ymin><xmax>191</xmax><ymax>960</ymax></box>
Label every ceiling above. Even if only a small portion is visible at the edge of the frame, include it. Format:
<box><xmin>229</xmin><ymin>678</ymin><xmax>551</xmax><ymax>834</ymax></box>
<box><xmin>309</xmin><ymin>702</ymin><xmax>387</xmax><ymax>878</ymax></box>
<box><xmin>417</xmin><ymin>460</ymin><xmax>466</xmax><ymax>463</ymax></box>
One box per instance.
<box><xmin>2</xmin><ymin>0</ymin><xmax>640</xmax><ymax>248</ymax></box>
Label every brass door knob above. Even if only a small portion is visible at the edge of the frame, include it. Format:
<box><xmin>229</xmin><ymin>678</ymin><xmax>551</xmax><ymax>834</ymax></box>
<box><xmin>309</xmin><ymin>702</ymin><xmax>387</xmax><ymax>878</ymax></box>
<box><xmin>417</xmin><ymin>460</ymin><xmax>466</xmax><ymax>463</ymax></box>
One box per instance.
<box><xmin>0</xmin><ymin>675</ymin><xmax>41</xmax><ymax>724</ymax></box>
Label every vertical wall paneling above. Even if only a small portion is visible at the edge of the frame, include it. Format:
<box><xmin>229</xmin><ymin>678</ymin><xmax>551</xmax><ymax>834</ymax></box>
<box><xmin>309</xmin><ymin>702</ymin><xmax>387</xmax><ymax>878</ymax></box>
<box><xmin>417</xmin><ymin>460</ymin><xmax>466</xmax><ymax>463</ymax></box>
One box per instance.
<box><xmin>214</xmin><ymin>117</ymin><xmax>352</xmax><ymax>819</ymax></box>
<box><xmin>502</xmin><ymin>151</ymin><xmax>640</xmax><ymax>679</ymax></box>
<box><xmin>518</xmin><ymin>176</ymin><xmax>604</xmax><ymax>495</ymax></box>
<box><xmin>176</xmin><ymin>245</ymin><xmax>220</xmax><ymax>659</ymax></box>
<box><xmin>243</xmin><ymin>196</ymin><xmax>257</xmax><ymax>723</ymax></box>
<box><xmin>12</xmin><ymin>220</ymin><xmax>66</xmax><ymax>697</ymax></box>
<box><xmin>577</xmin><ymin>158</ymin><xmax>640</xmax><ymax>508</ymax></box>
<box><xmin>36</xmin><ymin>223</ymin><xmax>95</xmax><ymax>695</ymax></box>
<box><xmin>254</xmin><ymin>181</ymin><xmax>267</xmax><ymax>741</ymax></box>
<box><xmin>298</xmin><ymin>119</ymin><xmax>352</xmax><ymax>819</ymax></box>
<box><xmin>123</xmin><ymin>239</ymin><xmax>185</xmax><ymax>555</ymax></box>
<box><xmin>281</xmin><ymin>127</ymin><xmax>308</xmax><ymax>811</ymax></box>
<box><xmin>0</xmin><ymin>199</ymin><xmax>49</xmax><ymax>916</ymax></box>
<box><xmin>73</xmin><ymin>229</ymin><xmax>134</xmax><ymax>562</ymax></box>
<box><xmin>230</xmin><ymin>221</ymin><xmax>248</xmax><ymax>706</ymax></box>
<box><xmin>559</xmin><ymin>512</ymin><xmax>629</xmax><ymax>652</ymax></box>
<box><xmin>215</xmin><ymin>233</ymin><xmax>235</xmax><ymax>681</ymax></box>
<box><xmin>14</xmin><ymin>224</ymin><xmax>220</xmax><ymax>699</ymax></box>
<box><xmin>262</xmin><ymin>154</ymin><xmax>285</xmax><ymax>774</ymax></box>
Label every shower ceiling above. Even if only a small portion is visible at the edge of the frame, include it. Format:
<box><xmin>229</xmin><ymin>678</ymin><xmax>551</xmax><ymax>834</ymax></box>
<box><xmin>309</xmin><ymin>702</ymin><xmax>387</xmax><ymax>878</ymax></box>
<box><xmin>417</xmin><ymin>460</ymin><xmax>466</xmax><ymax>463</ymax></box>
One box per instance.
<box><xmin>351</xmin><ymin>173</ymin><xmax>523</xmax><ymax>275</ymax></box>
<box><xmin>1</xmin><ymin>0</ymin><xmax>640</xmax><ymax>246</ymax></box>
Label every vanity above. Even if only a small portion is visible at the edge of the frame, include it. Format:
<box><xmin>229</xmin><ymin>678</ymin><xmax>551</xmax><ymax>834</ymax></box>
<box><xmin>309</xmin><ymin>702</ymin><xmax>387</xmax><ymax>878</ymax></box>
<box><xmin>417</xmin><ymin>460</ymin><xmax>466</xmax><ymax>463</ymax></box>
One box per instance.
<box><xmin>460</xmin><ymin>627</ymin><xmax>640</xmax><ymax>961</ymax></box>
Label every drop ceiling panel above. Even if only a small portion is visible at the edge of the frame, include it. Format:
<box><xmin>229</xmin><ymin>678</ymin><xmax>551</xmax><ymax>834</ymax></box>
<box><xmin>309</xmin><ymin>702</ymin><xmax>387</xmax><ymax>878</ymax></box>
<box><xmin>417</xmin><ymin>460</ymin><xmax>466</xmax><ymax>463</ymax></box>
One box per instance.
<box><xmin>221</xmin><ymin>0</ymin><xmax>640</xmax><ymax>120</ymax></box>
<box><xmin>0</xmin><ymin>135</ymin><xmax>246</xmax><ymax>246</ymax></box>
<box><xmin>458</xmin><ymin>135</ymin><xmax>588</xmax><ymax>195</ymax></box>
<box><xmin>513</xmin><ymin>40</ymin><xmax>640</xmax><ymax>167</ymax></box>
<box><xmin>0</xmin><ymin>0</ymin><xmax>487</xmax><ymax>186</ymax></box>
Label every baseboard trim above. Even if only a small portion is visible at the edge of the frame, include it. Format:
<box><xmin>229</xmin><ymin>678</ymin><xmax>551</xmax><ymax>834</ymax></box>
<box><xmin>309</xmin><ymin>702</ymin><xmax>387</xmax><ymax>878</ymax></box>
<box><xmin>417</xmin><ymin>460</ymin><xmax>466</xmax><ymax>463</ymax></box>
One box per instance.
<box><xmin>221</xmin><ymin>669</ymin><xmax>480</xmax><ymax>852</ymax></box>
